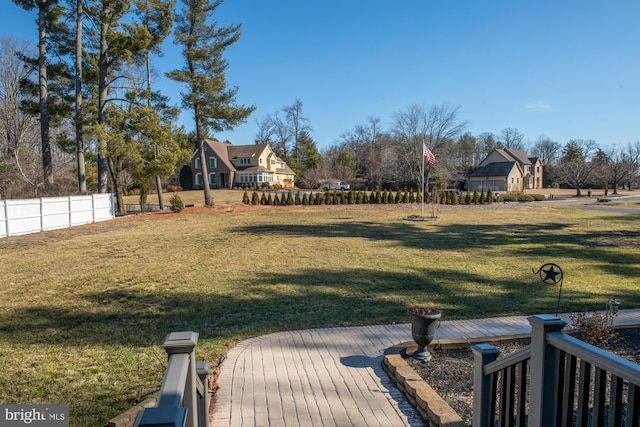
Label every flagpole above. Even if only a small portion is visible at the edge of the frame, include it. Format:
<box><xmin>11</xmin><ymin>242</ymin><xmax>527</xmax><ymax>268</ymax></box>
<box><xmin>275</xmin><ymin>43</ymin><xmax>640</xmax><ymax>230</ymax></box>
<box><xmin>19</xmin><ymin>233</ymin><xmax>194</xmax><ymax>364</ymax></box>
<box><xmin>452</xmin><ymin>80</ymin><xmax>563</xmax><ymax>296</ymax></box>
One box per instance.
<box><xmin>421</xmin><ymin>140</ymin><xmax>425</xmax><ymax>218</ymax></box>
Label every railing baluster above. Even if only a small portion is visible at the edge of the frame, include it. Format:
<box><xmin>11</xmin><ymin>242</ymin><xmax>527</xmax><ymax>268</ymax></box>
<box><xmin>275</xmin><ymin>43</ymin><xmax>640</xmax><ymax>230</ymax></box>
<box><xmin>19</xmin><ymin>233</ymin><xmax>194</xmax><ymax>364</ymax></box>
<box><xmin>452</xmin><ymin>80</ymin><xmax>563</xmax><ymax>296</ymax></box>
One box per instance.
<box><xmin>608</xmin><ymin>374</ymin><xmax>623</xmax><ymax>427</ymax></box>
<box><xmin>592</xmin><ymin>367</ymin><xmax>607</xmax><ymax>426</ymax></box>
<box><xmin>626</xmin><ymin>384</ymin><xmax>640</xmax><ymax>427</ymax></box>
<box><xmin>515</xmin><ymin>361</ymin><xmax>527</xmax><ymax>427</ymax></box>
<box><xmin>576</xmin><ymin>360</ymin><xmax>592</xmax><ymax>427</ymax></box>
<box><xmin>560</xmin><ymin>353</ymin><xmax>577</xmax><ymax>427</ymax></box>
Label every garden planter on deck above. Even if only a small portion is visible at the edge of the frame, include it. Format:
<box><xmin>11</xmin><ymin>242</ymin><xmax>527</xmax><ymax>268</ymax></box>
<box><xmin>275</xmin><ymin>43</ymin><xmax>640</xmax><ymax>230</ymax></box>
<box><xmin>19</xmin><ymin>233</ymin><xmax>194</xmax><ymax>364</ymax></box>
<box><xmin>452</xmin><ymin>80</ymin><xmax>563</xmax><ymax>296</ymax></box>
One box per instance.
<box><xmin>407</xmin><ymin>307</ymin><xmax>441</xmax><ymax>361</ymax></box>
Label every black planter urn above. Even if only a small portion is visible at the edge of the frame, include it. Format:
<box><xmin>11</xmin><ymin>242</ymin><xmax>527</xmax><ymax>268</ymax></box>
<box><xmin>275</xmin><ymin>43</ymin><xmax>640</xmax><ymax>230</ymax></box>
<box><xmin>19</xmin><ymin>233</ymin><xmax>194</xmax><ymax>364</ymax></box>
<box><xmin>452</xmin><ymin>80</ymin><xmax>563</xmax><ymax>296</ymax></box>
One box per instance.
<box><xmin>408</xmin><ymin>308</ymin><xmax>441</xmax><ymax>361</ymax></box>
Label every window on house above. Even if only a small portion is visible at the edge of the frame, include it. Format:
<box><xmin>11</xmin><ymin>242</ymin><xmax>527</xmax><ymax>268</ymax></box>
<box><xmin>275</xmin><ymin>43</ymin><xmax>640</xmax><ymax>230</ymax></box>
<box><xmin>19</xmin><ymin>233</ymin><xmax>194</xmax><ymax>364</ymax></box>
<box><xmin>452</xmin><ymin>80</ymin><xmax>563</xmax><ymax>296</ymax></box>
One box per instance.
<box><xmin>195</xmin><ymin>158</ymin><xmax>201</xmax><ymax>169</ymax></box>
<box><xmin>196</xmin><ymin>173</ymin><xmax>202</xmax><ymax>185</ymax></box>
<box><xmin>511</xmin><ymin>177</ymin><xmax>514</xmax><ymax>184</ymax></box>
<box><xmin>271</xmin><ymin>159</ymin><xmax>275</xmax><ymax>165</ymax></box>
<box><xmin>537</xmin><ymin>166</ymin><xmax>540</xmax><ymax>173</ymax></box>
<box><xmin>210</xmin><ymin>158</ymin><xmax>217</xmax><ymax>169</ymax></box>
<box><xmin>259</xmin><ymin>158</ymin><xmax>262</xmax><ymax>164</ymax></box>
<box><xmin>209</xmin><ymin>173</ymin><xmax>215</xmax><ymax>186</ymax></box>
<box><xmin>240</xmin><ymin>158</ymin><xmax>250</xmax><ymax>165</ymax></box>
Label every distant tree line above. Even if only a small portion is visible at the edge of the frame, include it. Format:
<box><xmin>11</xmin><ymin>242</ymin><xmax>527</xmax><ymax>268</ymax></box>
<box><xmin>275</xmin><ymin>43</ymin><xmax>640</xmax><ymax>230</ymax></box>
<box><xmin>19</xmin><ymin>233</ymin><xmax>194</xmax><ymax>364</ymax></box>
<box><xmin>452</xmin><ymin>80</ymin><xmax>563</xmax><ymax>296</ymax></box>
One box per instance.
<box><xmin>255</xmin><ymin>102</ymin><xmax>640</xmax><ymax>195</ymax></box>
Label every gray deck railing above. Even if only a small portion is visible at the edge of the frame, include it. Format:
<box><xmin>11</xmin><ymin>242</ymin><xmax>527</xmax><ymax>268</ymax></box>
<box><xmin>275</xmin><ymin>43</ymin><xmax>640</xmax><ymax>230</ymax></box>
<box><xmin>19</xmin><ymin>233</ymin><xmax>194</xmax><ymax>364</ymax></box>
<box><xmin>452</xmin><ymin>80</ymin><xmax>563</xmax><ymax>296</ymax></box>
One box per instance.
<box><xmin>133</xmin><ymin>332</ymin><xmax>210</xmax><ymax>427</ymax></box>
<box><xmin>472</xmin><ymin>314</ymin><xmax>640</xmax><ymax>427</ymax></box>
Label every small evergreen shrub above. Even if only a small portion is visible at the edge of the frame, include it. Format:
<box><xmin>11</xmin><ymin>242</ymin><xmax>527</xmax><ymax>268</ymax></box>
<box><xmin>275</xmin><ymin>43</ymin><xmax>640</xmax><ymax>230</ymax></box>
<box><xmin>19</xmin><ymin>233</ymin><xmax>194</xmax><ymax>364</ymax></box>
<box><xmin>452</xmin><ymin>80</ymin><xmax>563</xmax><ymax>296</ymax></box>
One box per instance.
<box><xmin>242</xmin><ymin>191</ymin><xmax>249</xmax><ymax>204</ymax></box>
<box><xmin>295</xmin><ymin>192</ymin><xmax>301</xmax><ymax>205</ymax></box>
<box><xmin>169</xmin><ymin>192</ymin><xmax>184</xmax><ymax>213</ymax></box>
<box><xmin>486</xmin><ymin>189</ymin><xmax>494</xmax><ymax>204</ymax></box>
<box><xmin>267</xmin><ymin>194</ymin><xmax>274</xmax><ymax>205</ymax></box>
<box><xmin>251</xmin><ymin>192</ymin><xmax>260</xmax><ymax>205</ymax></box>
<box><xmin>530</xmin><ymin>194</ymin><xmax>545</xmax><ymax>201</ymax></box>
<box><xmin>273</xmin><ymin>193</ymin><xmax>280</xmax><ymax>205</ymax></box>
<box><xmin>260</xmin><ymin>193</ymin><xmax>267</xmax><ymax>205</ymax></box>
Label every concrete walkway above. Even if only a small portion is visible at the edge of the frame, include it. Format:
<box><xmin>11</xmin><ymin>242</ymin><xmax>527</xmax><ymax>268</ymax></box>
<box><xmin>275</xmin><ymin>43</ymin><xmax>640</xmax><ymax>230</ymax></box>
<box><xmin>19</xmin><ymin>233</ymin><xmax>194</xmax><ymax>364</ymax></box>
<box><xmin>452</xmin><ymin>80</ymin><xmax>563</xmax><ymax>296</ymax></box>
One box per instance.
<box><xmin>211</xmin><ymin>309</ymin><xmax>640</xmax><ymax>427</ymax></box>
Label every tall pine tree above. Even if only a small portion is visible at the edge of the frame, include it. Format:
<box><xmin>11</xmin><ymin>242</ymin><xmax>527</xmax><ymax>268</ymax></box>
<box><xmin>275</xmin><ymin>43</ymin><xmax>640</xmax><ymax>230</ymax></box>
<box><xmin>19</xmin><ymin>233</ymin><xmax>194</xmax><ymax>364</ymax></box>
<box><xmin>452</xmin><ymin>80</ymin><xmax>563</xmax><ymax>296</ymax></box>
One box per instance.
<box><xmin>167</xmin><ymin>0</ymin><xmax>254</xmax><ymax>206</ymax></box>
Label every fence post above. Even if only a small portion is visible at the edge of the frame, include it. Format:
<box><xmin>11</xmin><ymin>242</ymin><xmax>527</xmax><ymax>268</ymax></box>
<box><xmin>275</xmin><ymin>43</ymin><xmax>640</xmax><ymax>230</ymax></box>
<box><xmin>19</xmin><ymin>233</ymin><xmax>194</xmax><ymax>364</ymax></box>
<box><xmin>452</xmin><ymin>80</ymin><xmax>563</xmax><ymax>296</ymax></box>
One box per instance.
<box><xmin>528</xmin><ymin>314</ymin><xmax>566</xmax><ymax>427</ymax></box>
<box><xmin>2</xmin><ymin>200</ymin><xmax>8</xmax><ymax>237</ymax></box>
<box><xmin>472</xmin><ymin>344</ymin><xmax>501</xmax><ymax>427</ymax></box>
<box><xmin>163</xmin><ymin>332</ymin><xmax>199</xmax><ymax>427</ymax></box>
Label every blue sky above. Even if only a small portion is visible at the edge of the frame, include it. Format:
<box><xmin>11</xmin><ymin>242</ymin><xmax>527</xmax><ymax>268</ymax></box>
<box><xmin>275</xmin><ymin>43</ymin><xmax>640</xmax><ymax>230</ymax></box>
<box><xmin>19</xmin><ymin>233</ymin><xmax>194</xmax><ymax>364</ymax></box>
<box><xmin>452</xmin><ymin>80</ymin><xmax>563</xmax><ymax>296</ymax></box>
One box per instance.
<box><xmin>3</xmin><ymin>1</ymin><xmax>640</xmax><ymax>151</ymax></box>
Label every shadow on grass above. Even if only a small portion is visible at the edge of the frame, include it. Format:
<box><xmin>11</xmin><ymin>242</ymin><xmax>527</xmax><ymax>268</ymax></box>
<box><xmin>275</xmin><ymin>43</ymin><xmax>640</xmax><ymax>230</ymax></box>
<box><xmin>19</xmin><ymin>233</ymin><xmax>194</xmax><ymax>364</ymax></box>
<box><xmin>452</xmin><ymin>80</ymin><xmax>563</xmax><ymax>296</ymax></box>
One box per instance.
<box><xmin>233</xmin><ymin>218</ymin><xmax>640</xmax><ymax>275</ymax></box>
<box><xmin>4</xmin><ymin>264</ymin><xmax>634</xmax><ymax>349</ymax></box>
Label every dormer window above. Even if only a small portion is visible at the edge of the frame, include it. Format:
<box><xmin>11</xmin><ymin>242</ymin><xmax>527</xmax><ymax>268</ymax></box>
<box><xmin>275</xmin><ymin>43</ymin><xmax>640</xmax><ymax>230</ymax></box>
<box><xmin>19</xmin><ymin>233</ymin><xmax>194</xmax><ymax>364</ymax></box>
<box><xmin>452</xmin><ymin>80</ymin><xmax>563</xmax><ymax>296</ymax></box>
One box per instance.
<box><xmin>240</xmin><ymin>158</ymin><xmax>251</xmax><ymax>165</ymax></box>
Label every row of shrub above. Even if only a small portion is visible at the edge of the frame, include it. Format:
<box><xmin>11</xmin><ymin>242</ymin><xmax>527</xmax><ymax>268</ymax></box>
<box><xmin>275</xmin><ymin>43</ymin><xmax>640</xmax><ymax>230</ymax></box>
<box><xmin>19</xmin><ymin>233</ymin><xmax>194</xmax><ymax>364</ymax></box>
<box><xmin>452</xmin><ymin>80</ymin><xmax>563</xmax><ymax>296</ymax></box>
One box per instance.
<box><xmin>240</xmin><ymin>188</ymin><xmax>545</xmax><ymax>206</ymax></box>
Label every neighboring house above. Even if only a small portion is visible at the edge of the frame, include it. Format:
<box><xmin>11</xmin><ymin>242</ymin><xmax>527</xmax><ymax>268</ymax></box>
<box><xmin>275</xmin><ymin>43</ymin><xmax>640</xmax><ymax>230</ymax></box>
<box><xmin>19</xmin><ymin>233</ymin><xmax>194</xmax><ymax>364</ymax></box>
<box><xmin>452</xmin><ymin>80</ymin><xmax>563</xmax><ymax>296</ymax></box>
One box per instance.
<box><xmin>190</xmin><ymin>139</ymin><xmax>296</xmax><ymax>189</ymax></box>
<box><xmin>468</xmin><ymin>148</ymin><xmax>543</xmax><ymax>193</ymax></box>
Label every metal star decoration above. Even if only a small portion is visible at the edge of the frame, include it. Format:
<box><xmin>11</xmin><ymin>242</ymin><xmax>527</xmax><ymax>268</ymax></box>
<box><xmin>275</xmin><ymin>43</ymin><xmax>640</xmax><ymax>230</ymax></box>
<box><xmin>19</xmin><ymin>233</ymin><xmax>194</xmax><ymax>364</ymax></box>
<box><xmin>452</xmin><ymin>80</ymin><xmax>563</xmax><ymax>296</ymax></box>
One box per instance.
<box><xmin>535</xmin><ymin>263</ymin><xmax>563</xmax><ymax>285</ymax></box>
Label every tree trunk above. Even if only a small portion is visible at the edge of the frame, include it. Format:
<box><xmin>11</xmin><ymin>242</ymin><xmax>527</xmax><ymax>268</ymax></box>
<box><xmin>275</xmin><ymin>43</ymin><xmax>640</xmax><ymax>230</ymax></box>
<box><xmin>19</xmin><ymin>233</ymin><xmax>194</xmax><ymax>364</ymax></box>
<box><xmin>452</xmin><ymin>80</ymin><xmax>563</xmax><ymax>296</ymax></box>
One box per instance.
<box><xmin>97</xmin><ymin>2</ymin><xmax>110</xmax><ymax>193</ymax></box>
<box><xmin>155</xmin><ymin>175</ymin><xmax>164</xmax><ymax>209</ymax></box>
<box><xmin>38</xmin><ymin>5</ymin><xmax>53</xmax><ymax>189</ymax></box>
<box><xmin>194</xmin><ymin>103</ymin><xmax>213</xmax><ymax>206</ymax></box>
<box><xmin>107</xmin><ymin>157</ymin><xmax>126</xmax><ymax>215</ymax></box>
<box><xmin>75</xmin><ymin>0</ymin><xmax>86</xmax><ymax>194</ymax></box>
<box><xmin>146</xmin><ymin>52</ymin><xmax>164</xmax><ymax>210</ymax></box>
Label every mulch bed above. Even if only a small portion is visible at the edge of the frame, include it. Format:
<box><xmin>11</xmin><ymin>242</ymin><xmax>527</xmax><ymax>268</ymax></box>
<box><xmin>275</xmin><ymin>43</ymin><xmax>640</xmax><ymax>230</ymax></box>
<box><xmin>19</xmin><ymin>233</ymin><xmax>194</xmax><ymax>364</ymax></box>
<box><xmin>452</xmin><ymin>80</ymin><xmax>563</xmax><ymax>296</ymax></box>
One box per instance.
<box><xmin>406</xmin><ymin>328</ymin><xmax>640</xmax><ymax>426</ymax></box>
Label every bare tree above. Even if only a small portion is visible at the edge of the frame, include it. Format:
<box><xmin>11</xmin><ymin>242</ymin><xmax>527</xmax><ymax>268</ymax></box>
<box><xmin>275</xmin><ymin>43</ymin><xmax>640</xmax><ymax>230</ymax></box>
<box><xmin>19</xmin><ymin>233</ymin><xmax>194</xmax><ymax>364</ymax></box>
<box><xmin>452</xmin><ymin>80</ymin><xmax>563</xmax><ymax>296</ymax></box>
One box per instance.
<box><xmin>500</xmin><ymin>127</ymin><xmax>525</xmax><ymax>150</ymax></box>
<box><xmin>0</xmin><ymin>36</ymin><xmax>41</xmax><ymax>197</ymax></box>
<box><xmin>531</xmin><ymin>134</ymin><xmax>561</xmax><ymax>165</ymax></box>
<box><xmin>392</xmin><ymin>103</ymin><xmax>466</xmax><ymax>189</ymax></box>
<box><xmin>283</xmin><ymin>98</ymin><xmax>311</xmax><ymax>163</ymax></box>
<box><xmin>555</xmin><ymin>139</ymin><xmax>600</xmax><ymax>196</ymax></box>
<box><xmin>600</xmin><ymin>143</ymin><xmax>640</xmax><ymax>194</ymax></box>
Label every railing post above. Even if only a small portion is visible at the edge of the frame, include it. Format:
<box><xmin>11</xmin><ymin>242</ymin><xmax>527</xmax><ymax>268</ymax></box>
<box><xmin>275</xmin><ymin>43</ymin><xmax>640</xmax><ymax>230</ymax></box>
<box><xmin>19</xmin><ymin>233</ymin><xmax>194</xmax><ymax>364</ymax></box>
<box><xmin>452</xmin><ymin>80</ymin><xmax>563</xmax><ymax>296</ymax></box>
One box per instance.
<box><xmin>472</xmin><ymin>343</ymin><xmax>501</xmax><ymax>427</ymax></box>
<box><xmin>196</xmin><ymin>362</ymin><xmax>211</xmax><ymax>427</ymax></box>
<box><xmin>163</xmin><ymin>332</ymin><xmax>199</xmax><ymax>427</ymax></box>
<box><xmin>528</xmin><ymin>314</ymin><xmax>566</xmax><ymax>427</ymax></box>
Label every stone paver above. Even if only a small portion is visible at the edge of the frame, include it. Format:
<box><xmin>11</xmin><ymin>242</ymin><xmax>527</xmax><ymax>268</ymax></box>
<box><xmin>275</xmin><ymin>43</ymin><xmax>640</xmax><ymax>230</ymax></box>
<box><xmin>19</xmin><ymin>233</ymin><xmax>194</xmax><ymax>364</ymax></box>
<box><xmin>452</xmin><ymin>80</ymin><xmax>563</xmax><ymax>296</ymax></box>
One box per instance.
<box><xmin>211</xmin><ymin>310</ymin><xmax>640</xmax><ymax>426</ymax></box>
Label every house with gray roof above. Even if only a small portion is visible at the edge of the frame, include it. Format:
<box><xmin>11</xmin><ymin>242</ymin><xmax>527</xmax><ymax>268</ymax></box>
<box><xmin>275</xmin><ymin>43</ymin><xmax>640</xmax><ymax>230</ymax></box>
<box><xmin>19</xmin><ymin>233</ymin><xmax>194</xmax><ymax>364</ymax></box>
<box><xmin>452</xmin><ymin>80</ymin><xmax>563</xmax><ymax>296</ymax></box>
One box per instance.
<box><xmin>189</xmin><ymin>139</ymin><xmax>296</xmax><ymax>190</ymax></box>
<box><xmin>469</xmin><ymin>148</ymin><xmax>543</xmax><ymax>193</ymax></box>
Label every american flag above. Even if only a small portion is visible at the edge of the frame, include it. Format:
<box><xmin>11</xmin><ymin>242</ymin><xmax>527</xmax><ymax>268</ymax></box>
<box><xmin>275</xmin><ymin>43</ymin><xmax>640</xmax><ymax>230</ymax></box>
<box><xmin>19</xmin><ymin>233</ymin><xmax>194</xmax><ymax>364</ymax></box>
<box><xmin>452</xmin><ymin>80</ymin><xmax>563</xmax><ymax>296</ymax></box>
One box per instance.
<box><xmin>423</xmin><ymin>144</ymin><xmax>435</xmax><ymax>165</ymax></box>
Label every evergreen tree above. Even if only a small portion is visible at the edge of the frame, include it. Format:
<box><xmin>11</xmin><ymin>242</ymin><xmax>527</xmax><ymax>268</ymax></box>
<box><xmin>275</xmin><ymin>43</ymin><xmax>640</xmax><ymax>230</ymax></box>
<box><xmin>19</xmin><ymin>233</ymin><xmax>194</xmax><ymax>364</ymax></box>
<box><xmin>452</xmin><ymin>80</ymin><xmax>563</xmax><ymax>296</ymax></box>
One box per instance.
<box><xmin>11</xmin><ymin>0</ymin><xmax>66</xmax><ymax>189</ymax></box>
<box><xmin>242</xmin><ymin>190</ymin><xmax>249</xmax><ymax>204</ymax></box>
<box><xmin>167</xmin><ymin>0</ymin><xmax>255</xmax><ymax>206</ymax></box>
<box><xmin>273</xmin><ymin>193</ymin><xmax>280</xmax><ymax>205</ymax></box>
<box><xmin>465</xmin><ymin>190</ymin><xmax>471</xmax><ymax>205</ymax></box>
<box><xmin>487</xmin><ymin>188</ymin><xmax>493</xmax><ymax>204</ymax></box>
<box><xmin>302</xmin><ymin>192</ymin><xmax>309</xmax><ymax>205</ymax></box>
<box><xmin>267</xmin><ymin>193</ymin><xmax>273</xmax><ymax>205</ymax></box>
<box><xmin>479</xmin><ymin>189</ymin><xmax>486</xmax><ymax>204</ymax></box>
<box><xmin>294</xmin><ymin>191</ymin><xmax>301</xmax><ymax>205</ymax></box>
<box><xmin>260</xmin><ymin>192</ymin><xmax>266</xmax><ymax>205</ymax></box>
<box><xmin>251</xmin><ymin>191</ymin><xmax>259</xmax><ymax>204</ymax></box>
<box><xmin>472</xmin><ymin>189</ymin><xmax>479</xmax><ymax>204</ymax></box>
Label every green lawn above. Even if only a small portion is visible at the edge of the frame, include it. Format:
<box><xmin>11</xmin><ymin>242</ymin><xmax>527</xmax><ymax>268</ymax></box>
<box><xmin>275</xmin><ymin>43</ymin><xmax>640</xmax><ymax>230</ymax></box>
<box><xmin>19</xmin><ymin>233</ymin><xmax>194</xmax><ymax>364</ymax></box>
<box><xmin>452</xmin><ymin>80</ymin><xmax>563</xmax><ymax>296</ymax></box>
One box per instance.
<box><xmin>1</xmin><ymin>202</ymin><xmax>639</xmax><ymax>426</ymax></box>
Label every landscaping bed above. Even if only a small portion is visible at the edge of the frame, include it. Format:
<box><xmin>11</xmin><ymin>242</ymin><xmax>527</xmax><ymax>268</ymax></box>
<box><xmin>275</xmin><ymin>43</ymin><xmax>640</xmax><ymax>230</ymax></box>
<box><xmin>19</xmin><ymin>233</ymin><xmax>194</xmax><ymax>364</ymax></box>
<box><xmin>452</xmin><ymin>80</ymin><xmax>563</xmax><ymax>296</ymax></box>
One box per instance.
<box><xmin>405</xmin><ymin>328</ymin><xmax>640</xmax><ymax>426</ymax></box>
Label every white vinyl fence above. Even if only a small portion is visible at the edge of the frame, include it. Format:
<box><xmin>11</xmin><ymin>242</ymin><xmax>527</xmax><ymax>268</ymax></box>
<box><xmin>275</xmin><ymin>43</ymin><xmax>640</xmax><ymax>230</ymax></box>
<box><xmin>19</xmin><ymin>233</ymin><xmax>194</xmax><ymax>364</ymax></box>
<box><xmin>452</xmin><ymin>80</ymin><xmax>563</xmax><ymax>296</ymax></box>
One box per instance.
<box><xmin>0</xmin><ymin>194</ymin><xmax>115</xmax><ymax>238</ymax></box>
